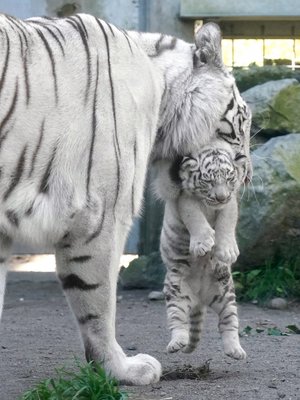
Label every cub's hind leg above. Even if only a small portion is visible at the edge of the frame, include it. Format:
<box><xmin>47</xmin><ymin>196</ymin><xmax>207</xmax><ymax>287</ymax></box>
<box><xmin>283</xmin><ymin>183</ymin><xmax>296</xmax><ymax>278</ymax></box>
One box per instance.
<box><xmin>208</xmin><ymin>262</ymin><xmax>246</xmax><ymax>360</ymax></box>
<box><xmin>164</xmin><ymin>270</ymin><xmax>191</xmax><ymax>353</ymax></box>
<box><xmin>55</xmin><ymin>210</ymin><xmax>161</xmax><ymax>385</ymax></box>
<box><xmin>0</xmin><ymin>232</ymin><xmax>12</xmax><ymax>322</ymax></box>
<box><xmin>182</xmin><ymin>304</ymin><xmax>207</xmax><ymax>353</ymax></box>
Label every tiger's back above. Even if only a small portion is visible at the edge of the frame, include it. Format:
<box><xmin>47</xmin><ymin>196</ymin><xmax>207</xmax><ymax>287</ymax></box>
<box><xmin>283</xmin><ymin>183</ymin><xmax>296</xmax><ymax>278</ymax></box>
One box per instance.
<box><xmin>0</xmin><ymin>14</ymin><xmax>162</xmax><ymax>245</ymax></box>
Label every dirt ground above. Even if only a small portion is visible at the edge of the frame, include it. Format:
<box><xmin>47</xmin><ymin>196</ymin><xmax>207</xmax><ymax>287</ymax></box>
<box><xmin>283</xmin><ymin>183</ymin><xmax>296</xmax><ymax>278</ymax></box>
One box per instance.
<box><xmin>0</xmin><ymin>271</ymin><xmax>299</xmax><ymax>400</ymax></box>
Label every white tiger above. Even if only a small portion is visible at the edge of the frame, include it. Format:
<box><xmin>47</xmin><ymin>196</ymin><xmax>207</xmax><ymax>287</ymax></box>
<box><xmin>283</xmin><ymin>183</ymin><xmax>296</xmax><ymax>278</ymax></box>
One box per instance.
<box><xmin>0</xmin><ymin>14</ymin><xmax>251</xmax><ymax>385</ymax></box>
<box><xmin>158</xmin><ymin>141</ymin><xmax>248</xmax><ymax>359</ymax></box>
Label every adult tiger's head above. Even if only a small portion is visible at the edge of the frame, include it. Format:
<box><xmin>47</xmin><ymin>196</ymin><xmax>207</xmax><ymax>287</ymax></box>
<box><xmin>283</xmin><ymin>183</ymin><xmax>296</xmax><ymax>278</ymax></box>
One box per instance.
<box><xmin>151</xmin><ymin>23</ymin><xmax>252</xmax><ymax>182</ymax></box>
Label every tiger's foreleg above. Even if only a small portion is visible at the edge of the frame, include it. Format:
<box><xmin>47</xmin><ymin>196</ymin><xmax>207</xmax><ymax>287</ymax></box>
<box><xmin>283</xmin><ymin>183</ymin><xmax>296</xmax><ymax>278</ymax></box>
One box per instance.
<box><xmin>55</xmin><ymin>214</ymin><xmax>161</xmax><ymax>385</ymax></box>
<box><xmin>0</xmin><ymin>233</ymin><xmax>12</xmax><ymax>321</ymax></box>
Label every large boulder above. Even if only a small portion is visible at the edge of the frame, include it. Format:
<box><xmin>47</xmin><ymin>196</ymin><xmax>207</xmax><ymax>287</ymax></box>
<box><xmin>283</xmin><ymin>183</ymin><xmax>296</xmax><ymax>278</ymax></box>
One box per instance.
<box><xmin>237</xmin><ymin>133</ymin><xmax>300</xmax><ymax>268</ymax></box>
<box><xmin>242</xmin><ymin>79</ymin><xmax>300</xmax><ymax>137</ymax></box>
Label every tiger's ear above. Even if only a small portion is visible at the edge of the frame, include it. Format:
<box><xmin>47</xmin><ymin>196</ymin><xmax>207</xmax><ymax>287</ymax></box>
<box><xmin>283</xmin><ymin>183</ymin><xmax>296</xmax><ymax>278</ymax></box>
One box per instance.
<box><xmin>194</xmin><ymin>22</ymin><xmax>223</xmax><ymax>68</ymax></box>
<box><xmin>179</xmin><ymin>157</ymin><xmax>199</xmax><ymax>181</ymax></box>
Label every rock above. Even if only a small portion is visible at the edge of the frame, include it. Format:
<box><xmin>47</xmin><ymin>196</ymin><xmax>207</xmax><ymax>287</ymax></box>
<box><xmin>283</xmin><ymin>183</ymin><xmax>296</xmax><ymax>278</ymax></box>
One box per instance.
<box><xmin>242</xmin><ymin>79</ymin><xmax>300</xmax><ymax>136</ymax></box>
<box><xmin>119</xmin><ymin>252</ymin><xmax>166</xmax><ymax>290</ymax></box>
<box><xmin>237</xmin><ymin>133</ymin><xmax>300</xmax><ymax>268</ymax></box>
<box><xmin>148</xmin><ymin>291</ymin><xmax>165</xmax><ymax>301</ymax></box>
<box><xmin>269</xmin><ymin>298</ymin><xmax>288</xmax><ymax>310</ymax></box>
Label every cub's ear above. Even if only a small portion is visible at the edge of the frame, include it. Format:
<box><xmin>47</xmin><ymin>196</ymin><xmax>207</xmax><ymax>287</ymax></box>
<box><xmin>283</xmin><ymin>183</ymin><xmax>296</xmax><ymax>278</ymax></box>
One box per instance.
<box><xmin>179</xmin><ymin>157</ymin><xmax>199</xmax><ymax>181</ymax></box>
<box><xmin>194</xmin><ymin>22</ymin><xmax>223</xmax><ymax>68</ymax></box>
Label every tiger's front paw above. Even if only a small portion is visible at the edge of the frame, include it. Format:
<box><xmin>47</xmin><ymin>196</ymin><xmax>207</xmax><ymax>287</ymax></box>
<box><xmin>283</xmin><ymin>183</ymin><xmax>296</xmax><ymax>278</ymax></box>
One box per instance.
<box><xmin>215</xmin><ymin>239</ymin><xmax>239</xmax><ymax>264</ymax></box>
<box><xmin>189</xmin><ymin>227</ymin><xmax>215</xmax><ymax>257</ymax></box>
<box><xmin>167</xmin><ymin>332</ymin><xmax>189</xmax><ymax>353</ymax></box>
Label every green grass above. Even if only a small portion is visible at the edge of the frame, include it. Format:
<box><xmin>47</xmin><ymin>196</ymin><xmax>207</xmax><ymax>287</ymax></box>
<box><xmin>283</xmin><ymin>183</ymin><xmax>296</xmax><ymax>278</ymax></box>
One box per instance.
<box><xmin>19</xmin><ymin>361</ymin><xmax>127</xmax><ymax>400</ymax></box>
<box><xmin>233</xmin><ymin>258</ymin><xmax>300</xmax><ymax>303</ymax></box>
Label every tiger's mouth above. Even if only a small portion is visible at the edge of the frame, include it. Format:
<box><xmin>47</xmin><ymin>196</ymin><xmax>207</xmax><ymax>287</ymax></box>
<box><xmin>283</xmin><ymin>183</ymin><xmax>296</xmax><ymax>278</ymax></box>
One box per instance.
<box><xmin>205</xmin><ymin>197</ymin><xmax>230</xmax><ymax>207</ymax></box>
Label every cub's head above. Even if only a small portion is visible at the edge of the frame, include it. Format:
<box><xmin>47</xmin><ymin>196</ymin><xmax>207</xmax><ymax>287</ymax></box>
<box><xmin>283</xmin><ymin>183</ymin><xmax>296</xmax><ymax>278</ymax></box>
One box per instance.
<box><xmin>178</xmin><ymin>146</ymin><xmax>246</xmax><ymax>207</ymax></box>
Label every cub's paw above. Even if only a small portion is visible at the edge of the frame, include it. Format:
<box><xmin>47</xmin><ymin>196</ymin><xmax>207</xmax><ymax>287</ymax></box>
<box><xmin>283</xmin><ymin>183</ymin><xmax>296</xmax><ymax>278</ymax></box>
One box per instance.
<box><xmin>190</xmin><ymin>228</ymin><xmax>215</xmax><ymax>257</ymax></box>
<box><xmin>167</xmin><ymin>333</ymin><xmax>189</xmax><ymax>353</ymax></box>
<box><xmin>215</xmin><ymin>239</ymin><xmax>239</xmax><ymax>264</ymax></box>
<box><xmin>224</xmin><ymin>343</ymin><xmax>247</xmax><ymax>360</ymax></box>
<box><xmin>122</xmin><ymin>354</ymin><xmax>162</xmax><ymax>385</ymax></box>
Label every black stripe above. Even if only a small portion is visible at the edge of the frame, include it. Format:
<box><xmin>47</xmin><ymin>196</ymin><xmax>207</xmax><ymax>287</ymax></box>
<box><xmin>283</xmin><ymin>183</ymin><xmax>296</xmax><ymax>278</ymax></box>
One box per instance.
<box><xmin>23</xmin><ymin>49</ymin><xmax>30</xmax><ymax>105</ymax></box>
<box><xmin>29</xmin><ymin>120</ymin><xmax>45</xmax><ymax>177</ymax></box>
<box><xmin>224</xmin><ymin>98</ymin><xmax>234</xmax><ymax>114</ymax></box>
<box><xmin>75</xmin><ymin>15</ymin><xmax>89</xmax><ymax>38</ymax></box>
<box><xmin>0</xmin><ymin>79</ymin><xmax>19</xmax><ymax>139</ymax></box>
<box><xmin>6</xmin><ymin>15</ymin><xmax>29</xmax><ymax>47</ymax></box>
<box><xmin>35</xmin><ymin>28</ymin><xmax>58</xmax><ymax>104</ymax></box>
<box><xmin>104</xmin><ymin>21</ymin><xmax>115</xmax><ymax>36</ymax></box>
<box><xmin>69</xmin><ymin>255</ymin><xmax>92</xmax><ymax>263</ymax></box>
<box><xmin>86</xmin><ymin>57</ymin><xmax>99</xmax><ymax>201</ymax></box>
<box><xmin>151</xmin><ymin>35</ymin><xmax>177</xmax><ymax>57</ymax></box>
<box><xmin>6</xmin><ymin>210</ymin><xmax>19</xmax><ymax>227</ymax></box>
<box><xmin>190</xmin><ymin>328</ymin><xmax>201</xmax><ymax>333</ymax></box>
<box><xmin>51</xmin><ymin>24</ymin><xmax>66</xmax><ymax>42</ymax></box>
<box><xmin>209</xmin><ymin>295</ymin><xmax>219</xmax><ymax>307</ymax></box>
<box><xmin>0</xmin><ymin>31</ymin><xmax>10</xmax><ymax>94</ymax></box>
<box><xmin>220</xmin><ymin>117</ymin><xmax>236</xmax><ymax>139</ymax></box>
<box><xmin>85</xmin><ymin>201</ymin><xmax>105</xmax><ymax>244</ymax></box>
<box><xmin>166</xmin><ymin>303</ymin><xmax>186</xmax><ymax>314</ymax></box>
<box><xmin>3</xmin><ymin>145</ymin><xmax>27</xmax><ymax>201</ymax></box>
<box><xmin>67</xmin><ymin>17</ymin><xmax>91</xmax><ymax>103</ymax></box>
<box><xmin>59</xmin><ymin>274</ymin><xmax>100</xmax><ymax>290</ymax></box>
<box><xmin>25</xmin><ymin>202</ymin><xmax>34</xmax><ymax>216</ymax></box>
<box><xmin>42</xmin><ymin>25</ymin><xmax>65</xmax><ymax>56</ymax></box>
<box><xmin>95</xmin><ymin>19</ymin><xmax>121</xmax><ymax>211</ymax></box>
<box><xmin>39</xmin><ymin>146</ymin><xmax>56</xmax><ymax>193</ymax></box>
<box><xmin>122</xmin><ymin>29</ymin><xmax>133</xmax><ymax>54</ymax></box>
<box><xmin>0</xmin><ymin>258</ymin><xmax>6</xmax><ymax>263</ymax></box>
<box><xmin>222</xmin><ymin>312</ymin><xmax>237</xmax><ymax>321</ymax></box>
<box><xmin>78</xmin><ymin>314</ymin><xmax>100</xmax><ymax>324</ymax></box>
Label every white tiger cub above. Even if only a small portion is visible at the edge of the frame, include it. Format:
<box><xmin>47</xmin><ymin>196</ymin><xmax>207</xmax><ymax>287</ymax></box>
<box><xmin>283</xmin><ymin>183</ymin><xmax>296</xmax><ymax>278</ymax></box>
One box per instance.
<box><xmin>160</xmin><ymin>141</ymin><xmax>247</xmax><ymax>359</ymax></box>
<box><xmin>0</xmin><ymin>13</ymin><xmax>251</xmax><ymax>385</ymax></box>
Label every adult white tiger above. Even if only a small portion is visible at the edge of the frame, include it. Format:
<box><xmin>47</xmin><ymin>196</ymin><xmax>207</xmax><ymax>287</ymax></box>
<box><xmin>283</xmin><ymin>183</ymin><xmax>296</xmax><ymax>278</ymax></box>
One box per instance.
<box><xmin>0</xmin><ymin>14</ymin><xmax>251</xmax><ymax>385</ymax></box>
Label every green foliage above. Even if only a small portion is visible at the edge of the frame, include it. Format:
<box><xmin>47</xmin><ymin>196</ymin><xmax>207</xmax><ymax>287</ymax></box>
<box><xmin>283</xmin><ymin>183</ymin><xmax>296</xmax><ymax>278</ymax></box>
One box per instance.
<box><xmin>233</xmin><ymin>64</ymin><xmax>300</xmax><ymax>92</ymax></box>
<box><xmin>240</xmin><ymin>324</ymin><xmax>300</xmax><ymax>337</ymax></box>
<box><xmin>20</xmin><ymin>361</ymin><xmax>127</xmax><ymax>400</ymax></box>
<box><xmin>233</xmin><ymin>258</ymin><xmax>300</xmax><ymax>302</ymax></box>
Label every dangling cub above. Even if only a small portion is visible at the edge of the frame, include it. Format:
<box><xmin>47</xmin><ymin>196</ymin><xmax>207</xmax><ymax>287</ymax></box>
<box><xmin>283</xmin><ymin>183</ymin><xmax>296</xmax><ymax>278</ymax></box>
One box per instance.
<box><xmin>159</xmin><ymin>141</ymin><xmax>247</xmax><ymax>359</ymax></box>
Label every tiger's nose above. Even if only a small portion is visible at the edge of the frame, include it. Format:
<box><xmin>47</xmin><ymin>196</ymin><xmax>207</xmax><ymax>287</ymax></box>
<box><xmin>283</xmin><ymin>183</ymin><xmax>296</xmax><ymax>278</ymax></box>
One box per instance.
<box><xmin>215</xmin><ymin>193</ymin><xmax>227</xmax><ymax>203</ymax></box>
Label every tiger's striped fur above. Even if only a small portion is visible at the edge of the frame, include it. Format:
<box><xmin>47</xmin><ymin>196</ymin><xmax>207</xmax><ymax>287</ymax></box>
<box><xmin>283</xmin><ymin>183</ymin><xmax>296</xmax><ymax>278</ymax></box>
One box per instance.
<box><xmin>0</xmin><ymin>15</ymin><xmax>250</xmax><ymax>385</ymax></box>
<box><xmin>160</xmin><ymin>142</ymin><xmax>247</xmax><ymax>359</ymax></box>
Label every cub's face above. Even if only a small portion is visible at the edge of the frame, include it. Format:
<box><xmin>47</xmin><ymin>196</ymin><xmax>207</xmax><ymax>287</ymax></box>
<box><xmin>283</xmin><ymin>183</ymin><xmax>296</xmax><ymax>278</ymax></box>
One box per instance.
<box><xmin>179</xmin><ymin>148</ymin><xmax>246</xmax><ymax>207</ymax></box>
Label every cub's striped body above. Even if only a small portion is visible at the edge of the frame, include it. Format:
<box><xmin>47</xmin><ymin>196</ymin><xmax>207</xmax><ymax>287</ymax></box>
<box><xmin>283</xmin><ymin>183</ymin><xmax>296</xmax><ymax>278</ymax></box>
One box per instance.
<box><xmin>0</xmin><ymin>15</ymin><xmax>251</xmax><ymax>385</ymax></box>
<box><xmin>160</xmin><ymin>143</ymin><xmax>247</xmax><ymax>359</ymax></box>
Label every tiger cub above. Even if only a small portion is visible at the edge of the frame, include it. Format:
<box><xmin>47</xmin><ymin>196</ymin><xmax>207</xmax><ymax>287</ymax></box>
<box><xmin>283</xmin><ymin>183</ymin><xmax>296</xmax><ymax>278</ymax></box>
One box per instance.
<box><xmin>160</xmin><ymin>142</ymin><xmax>247</xmax><ymax>359</ymax></box>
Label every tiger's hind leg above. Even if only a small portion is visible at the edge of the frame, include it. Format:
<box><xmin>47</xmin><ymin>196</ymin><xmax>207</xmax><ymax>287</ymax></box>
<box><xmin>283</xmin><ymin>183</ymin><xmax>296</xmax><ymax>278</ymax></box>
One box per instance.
<box><xmin>208</xmin><ymin>262</ymin><xmax>246</xmax><ymax>360</ymax></box>
<box><xmin>164</xmin><ymin>272</ymin><xmax>191</xmax><ymax>353</ymax></box>
<box><xmin>182</xmin><ymin>304</ymin><xmax>207</xmax><ymax>353</ymax></box>
<box><xmin>0</xmin><ymin>232</ymin><xmax>12</xmax><ymax>322</ymax></box>
<box><xmin>55</xmin><ymin>212</ymin><xmax>161</xmax><ymax>385</ymax></box>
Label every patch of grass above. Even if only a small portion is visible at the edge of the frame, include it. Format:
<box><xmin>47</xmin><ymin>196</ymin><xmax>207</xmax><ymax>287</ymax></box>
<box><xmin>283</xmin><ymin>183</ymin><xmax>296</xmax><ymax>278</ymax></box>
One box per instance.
<box><xmin>20</xmin><ymin>361</ymin><xmax>127</xmax><ymax>400</ymax></box>
<box><xmin>233</xmin><ymin>258</ymin><xmax>300</xmax><ymax>302</ymax></box>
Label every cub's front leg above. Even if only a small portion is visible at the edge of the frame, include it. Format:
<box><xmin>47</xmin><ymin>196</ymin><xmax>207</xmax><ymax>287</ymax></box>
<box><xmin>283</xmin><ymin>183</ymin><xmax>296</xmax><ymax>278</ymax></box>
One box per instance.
<box><xmin>177</xmin><ymin>194</ymin><xmax>215</xmax><ymax>257</ymax></box>
<box><xmin>214</xmin><ymin>197</ymin><xmax>239</xmax><ymax>264</ymax></box>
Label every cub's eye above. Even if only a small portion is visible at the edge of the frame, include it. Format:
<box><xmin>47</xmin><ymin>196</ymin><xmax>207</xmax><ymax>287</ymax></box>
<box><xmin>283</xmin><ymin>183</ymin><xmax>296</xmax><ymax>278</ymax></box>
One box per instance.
<box><xmin>201</xmin><ymin>173</ymin><xmax>211</xmax><ymax>182</ymax></box>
